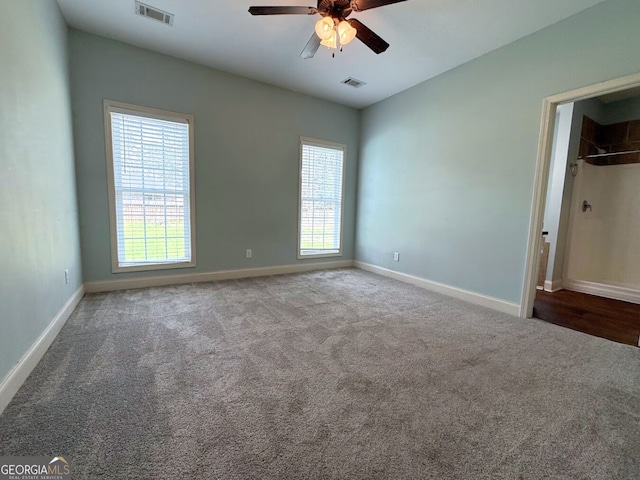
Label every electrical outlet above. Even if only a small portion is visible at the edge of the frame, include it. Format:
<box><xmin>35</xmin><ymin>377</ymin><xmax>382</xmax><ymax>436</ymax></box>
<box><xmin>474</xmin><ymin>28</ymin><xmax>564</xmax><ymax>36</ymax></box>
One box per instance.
<box><xmin>64</xmin><ymin>269</ymin><xmax>70</xmax><ymax>284</ymax></box>
<box><xmin>393</xmin><ymin>252</ymin><xmax>400</xmax><ymax>262</ymax></box>
<box><xmin>246</xmin><ymin>249</ymin><xmax>252</xmax><ymax>259</ymax></box>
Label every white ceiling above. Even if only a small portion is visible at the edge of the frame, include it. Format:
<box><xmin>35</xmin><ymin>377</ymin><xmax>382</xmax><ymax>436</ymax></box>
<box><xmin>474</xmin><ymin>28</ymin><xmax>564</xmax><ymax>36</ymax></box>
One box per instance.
<box><xmin>56</xmin><ymin>0</ymin><xmax>607</xmax><ymax>109</ymax></box>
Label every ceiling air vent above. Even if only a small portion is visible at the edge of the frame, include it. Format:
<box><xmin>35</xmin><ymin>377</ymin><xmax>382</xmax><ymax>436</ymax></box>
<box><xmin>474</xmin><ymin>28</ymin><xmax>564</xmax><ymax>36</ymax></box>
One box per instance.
<box><xmin>341</xmin><ymin>77</ymin><xmax>366</xmax><ymax>88</ymax></box>
<box><xmin>135</xmin><ymin>1</ymin><xmax>174</xmax><ymax>26</ymax></box>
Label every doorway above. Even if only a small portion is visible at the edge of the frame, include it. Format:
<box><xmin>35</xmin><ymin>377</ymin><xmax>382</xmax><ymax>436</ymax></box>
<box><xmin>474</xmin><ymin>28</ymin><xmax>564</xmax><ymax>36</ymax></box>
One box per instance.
<box><xmin>521</xmin><ymin>72</ymin><xmax>640</xmax><ymax>347</ymax></box>
<box><xmin>533</xmin><ymin>290</ymin><xmax>640</xmax><ymax>346</ymax></box>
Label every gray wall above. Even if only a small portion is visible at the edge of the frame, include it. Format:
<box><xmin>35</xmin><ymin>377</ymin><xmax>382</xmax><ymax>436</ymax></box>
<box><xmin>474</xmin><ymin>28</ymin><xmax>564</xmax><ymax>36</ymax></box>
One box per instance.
<box><xmin>356</xmin><ymin>0</ymin><xmax>640</xmax><ymax>304</ymax></box>
<box><xmin>0</xmin><ymin>2</ymin><xmax>82</xmax><ymax>381</ymax></box>
<box><xmin>69</xmin><ymin>30</ymin><xmax>360</xmax><ymax>283</ymax></box>
<box><xmin>602</xmin><ymin>95</ymin><xmax>640</xmax><ymax>124</ymax></box>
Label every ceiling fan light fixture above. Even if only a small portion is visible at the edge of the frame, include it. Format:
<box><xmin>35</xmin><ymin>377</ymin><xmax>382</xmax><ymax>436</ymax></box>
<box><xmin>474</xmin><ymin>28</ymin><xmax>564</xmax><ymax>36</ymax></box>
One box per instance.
<box><xmin>315</xmin><ymin>16</ymin><xmax>335</xmax><ymax>40</ymax></box>
<box><xmin>248</xmin><ymin>0</ymin><xmax>399</xmax><ymax>58</ymax></box>
<box><xmin>320</xmin><ymin>29</ymin><xmax>337</xmax><ymax>49</ymax></box>
<box><xmin>337</xmin><ymin>20</ymin><xmax>357</xmax><ymax>45</ymax></box>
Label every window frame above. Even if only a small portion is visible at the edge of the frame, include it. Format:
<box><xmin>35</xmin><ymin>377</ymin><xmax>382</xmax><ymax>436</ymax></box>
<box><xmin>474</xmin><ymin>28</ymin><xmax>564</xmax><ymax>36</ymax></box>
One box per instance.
<box><xmin>297</xmin><ymin>136</ymin><xmax>346</xmax><ymax>260</ymax></box>
<box><xmin>103</xmin><ymin>99</ymin><xmax>197</xmax><ymax>273</ymax></box>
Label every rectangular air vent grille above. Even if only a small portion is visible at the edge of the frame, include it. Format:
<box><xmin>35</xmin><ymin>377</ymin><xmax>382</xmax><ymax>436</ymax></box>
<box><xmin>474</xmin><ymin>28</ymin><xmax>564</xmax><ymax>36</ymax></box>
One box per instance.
<box><xmin>341</xmin><ymin>77</ymin><xmax>366</xmax><ymax>88</ymax></box>
<box><xmin>135</xmin><ymin>1</ymin><xmax>174</xmax><ymax>26</ymax></box>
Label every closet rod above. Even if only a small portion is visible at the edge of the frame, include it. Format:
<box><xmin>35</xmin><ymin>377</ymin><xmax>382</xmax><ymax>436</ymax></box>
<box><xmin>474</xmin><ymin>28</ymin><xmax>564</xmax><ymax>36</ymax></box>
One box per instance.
<box><xmin>580</xmin><ymin>149</ymin><xmax>640</xmax><ymax>159</ymax></box>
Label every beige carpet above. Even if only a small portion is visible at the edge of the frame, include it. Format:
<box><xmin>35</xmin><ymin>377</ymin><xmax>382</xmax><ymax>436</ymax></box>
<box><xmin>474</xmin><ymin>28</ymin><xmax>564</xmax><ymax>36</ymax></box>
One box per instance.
<box><xmin>0</xmin><ymin>268</ymin><xmax>638</xmax><ymax>479</ymax></box>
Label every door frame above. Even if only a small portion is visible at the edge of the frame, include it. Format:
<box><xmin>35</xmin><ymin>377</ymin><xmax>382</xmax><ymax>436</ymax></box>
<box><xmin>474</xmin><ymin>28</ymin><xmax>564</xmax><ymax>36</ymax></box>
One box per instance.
<box><xmin>521</xmin><ymin>71</ymin><xmax>640</xmax><ymax>318</ymax></box>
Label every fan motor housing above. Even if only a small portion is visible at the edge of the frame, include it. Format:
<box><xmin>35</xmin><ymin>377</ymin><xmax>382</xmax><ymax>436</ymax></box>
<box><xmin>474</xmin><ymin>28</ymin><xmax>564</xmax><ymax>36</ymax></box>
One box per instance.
<box><xmin>318</xmin><ymin>0</ymin><xmax>352</xmax><ymax>19</ymax></box>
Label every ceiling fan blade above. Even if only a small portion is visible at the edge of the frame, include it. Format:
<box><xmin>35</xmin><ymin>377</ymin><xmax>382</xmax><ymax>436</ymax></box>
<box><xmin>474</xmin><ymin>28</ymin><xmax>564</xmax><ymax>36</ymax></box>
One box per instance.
<box><xmin>348</xmin><ymin>19</ymin><xmax>389</xmax><ymax>54</ymax></box>
<box><xmin>248</xmin><ymin>6</ymin><xmax>317</xmax><ymax>15</ymax></box>
<box><xmin>351</xmin><ymin>0</ymin><xmax>407</xmax><ymax>12</ymax></box>
<box><xmin>300</xmin><ymin>33</ymin><xmax>322</xmax><ymax>59</ymax></box>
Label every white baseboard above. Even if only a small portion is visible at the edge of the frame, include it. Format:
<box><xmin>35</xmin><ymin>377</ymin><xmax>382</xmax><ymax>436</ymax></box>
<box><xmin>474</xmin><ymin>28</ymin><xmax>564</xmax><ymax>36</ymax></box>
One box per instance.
<box><xmin>0</xmin><ymin>286</ymin><xmax>84</xmax><ymax>416</ymax></box>
<box><xmin>354</xmin><ymin>261</ymin><xmax>521</xmax><ymax>316</ymax></box>
<box><xmin>84</xmin><ymin>260</ymin><xmax>354</xmax><ymax>293</ymax></box>
<box><xmin>563</xmin><ymin>279</ymin><xmax>640</xmax><ymax>304</ymax></box>
<box><xmin>544</xmin><ymin>278</ymin><xmax>563</xmax><ymax>292</ymax></box>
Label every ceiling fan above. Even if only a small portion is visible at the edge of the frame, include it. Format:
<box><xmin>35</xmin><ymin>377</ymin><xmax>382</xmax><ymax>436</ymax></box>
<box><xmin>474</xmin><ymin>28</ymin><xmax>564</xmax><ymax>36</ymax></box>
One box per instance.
<box><xmin>248</xmin><ymin>0</ymin><xmax>407</xmax><ymax>59</ymax></box>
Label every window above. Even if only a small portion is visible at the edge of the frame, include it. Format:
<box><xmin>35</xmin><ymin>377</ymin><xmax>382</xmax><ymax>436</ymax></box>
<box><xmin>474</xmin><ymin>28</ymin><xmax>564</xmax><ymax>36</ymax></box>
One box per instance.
<box><xmin>298</xmin><ymin>137</ymin><xmax>345</xmax><ymax>258</ymax></box>
<box><xmin>104</xmin><ymin>100</ymin><xmax>195</xmax><ymax>272</ymax></box>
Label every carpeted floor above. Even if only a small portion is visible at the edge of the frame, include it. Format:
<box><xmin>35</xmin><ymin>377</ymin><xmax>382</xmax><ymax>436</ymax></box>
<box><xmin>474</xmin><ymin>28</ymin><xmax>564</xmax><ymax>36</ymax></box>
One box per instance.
<box><xmin>0</xmin><ymin>268</ymin><xmax>638</xmax><ymax>479</ymax></box>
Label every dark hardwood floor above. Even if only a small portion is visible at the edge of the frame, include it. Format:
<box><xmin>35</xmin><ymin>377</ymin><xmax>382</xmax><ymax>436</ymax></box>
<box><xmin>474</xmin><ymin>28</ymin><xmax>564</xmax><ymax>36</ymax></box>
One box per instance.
<box><xmin>533</xmin><ymin>289</ymin><xmax>640</xmax><ymax>347</ymax></box>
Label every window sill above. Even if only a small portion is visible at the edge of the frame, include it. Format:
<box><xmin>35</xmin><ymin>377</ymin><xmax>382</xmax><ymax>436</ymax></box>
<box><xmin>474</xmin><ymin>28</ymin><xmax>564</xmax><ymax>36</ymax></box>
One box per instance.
<box><xmin>111</xmin><ymin>260</ymin><xmax>196</xmax><ymax>274</ymax></box>
<box><xmin>297</xmin><ymin>251</ymin><xmax>342</xmax><ymax>260</ymax></box>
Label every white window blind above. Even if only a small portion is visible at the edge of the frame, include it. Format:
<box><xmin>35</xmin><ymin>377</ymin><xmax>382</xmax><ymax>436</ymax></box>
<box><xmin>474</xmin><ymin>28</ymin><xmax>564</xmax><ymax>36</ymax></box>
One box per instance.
<box><xmin>106</xmin><ymin>102</ymin><xmax>195</xmax><ymax>271</ymax></box>
<box><xmin>299</xmin><ymin>138</ymin><xmax>345</xmax><ymax>257</ymax></box>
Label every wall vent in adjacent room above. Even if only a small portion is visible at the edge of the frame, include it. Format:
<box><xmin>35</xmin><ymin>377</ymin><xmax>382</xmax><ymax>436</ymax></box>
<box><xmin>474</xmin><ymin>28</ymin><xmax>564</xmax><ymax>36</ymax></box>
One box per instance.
<box><xmin>341</xmin><ymin>77</ymin><xmax>366</xmax><ymax>88</ymax></box>
<box><xmin>135</xmin><ymin>1</ymin><xmax>174</xmax><ymax>26</ymax></box>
